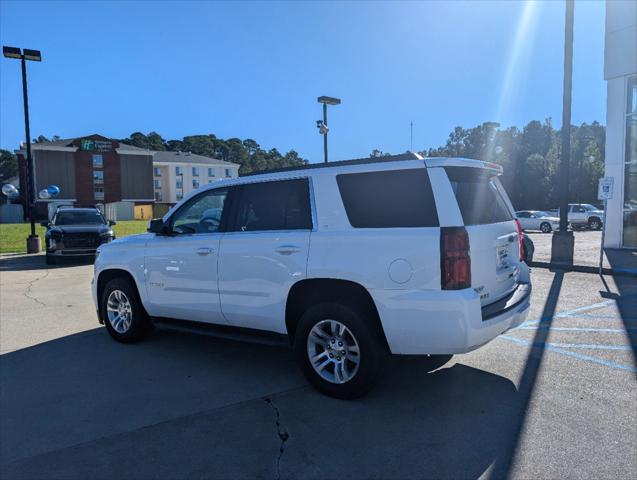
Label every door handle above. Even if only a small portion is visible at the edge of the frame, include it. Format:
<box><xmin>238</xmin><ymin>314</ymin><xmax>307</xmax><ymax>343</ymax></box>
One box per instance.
<box><xmin>196</xmin><ymin>247</ymin><xmax>214</xmax><ymax>256</ymax></box>
<box><xmin>275</xmin><ymin>245</ymin><xmax>301</xmax><ymax>255</ymax></box>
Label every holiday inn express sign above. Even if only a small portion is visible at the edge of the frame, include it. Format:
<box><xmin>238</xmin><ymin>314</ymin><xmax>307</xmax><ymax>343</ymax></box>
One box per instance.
<box><xmin>80</xmin><ymin>138</ymin><xmax>114</xmax><ymax>152</ymax></box>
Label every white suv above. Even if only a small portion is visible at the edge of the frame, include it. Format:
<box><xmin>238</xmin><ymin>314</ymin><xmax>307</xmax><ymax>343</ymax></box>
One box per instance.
<box><xmin>92</xmin><ymin>154</ymin><xmax>531</xmax><ymax>398</ymax></box>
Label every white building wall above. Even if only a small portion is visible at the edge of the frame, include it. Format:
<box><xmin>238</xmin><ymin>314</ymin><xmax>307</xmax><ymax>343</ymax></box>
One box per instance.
<box><xmin>153</xmin><ymin>161</ymin><xmax>239</xmax><ymax>204</ymax></box>
<box><xmin>603</xmin><ymin>0</ymin><xmax>637</xmax><ymax>248</ymax></box>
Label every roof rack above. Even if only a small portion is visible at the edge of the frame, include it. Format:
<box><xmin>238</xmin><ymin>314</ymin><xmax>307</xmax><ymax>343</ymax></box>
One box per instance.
<box><xmin>242</xmin><ymin>152</ymin><xmax>423</xmax><ymax>177</ymax></box>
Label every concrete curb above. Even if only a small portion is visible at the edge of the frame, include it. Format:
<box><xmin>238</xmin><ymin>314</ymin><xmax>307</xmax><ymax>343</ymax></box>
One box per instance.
<box><xmin>529</xmin><ymin>261</ymin><xmax>637</xmax><ymax>277</ymax></box>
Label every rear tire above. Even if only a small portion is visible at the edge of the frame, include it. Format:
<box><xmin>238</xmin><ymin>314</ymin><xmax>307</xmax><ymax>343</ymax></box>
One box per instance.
<box><xmin>101</xmin><ymin>277</ymin><xmax>152</xmax><ymax>343</ymax></box>
<box><xmin>540</xmin><ymin>222</ymin><xmax>552</xmax><ymax>233</ymax></box>
<box><xmin>293</xmin><ymin>302</ymin><xmax>386</xmax><ymax>399</ymax></box>
<box><xmin>588</xmin><ymin>217</ymin><xmax>602</xmax><ymax>230</ymax></box>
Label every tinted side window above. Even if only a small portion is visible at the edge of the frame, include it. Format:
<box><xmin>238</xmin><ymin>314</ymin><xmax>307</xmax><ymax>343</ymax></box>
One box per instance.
<box><xmin>336</xmin><ymin>169</ymin><xmax>439</xmax><ymax>228</ymax></box>
<box><xmin>445</xmin><ymin>167</ymin><xmax>513</xmax><ymax>225</ymax></box>
<box><xmin>517</xmin><ymin>211</ymin><xmax>530</xmax><ymax>218</ymax></box>
<box><xmin>233</xmin><ymin>179</ymin><xmax>312</xmax><ymax>232</ymax></box>
<box><xmin>171</xmin><ymin>188</ymin><xmax>228</xmax><ymax>234</ymax></box>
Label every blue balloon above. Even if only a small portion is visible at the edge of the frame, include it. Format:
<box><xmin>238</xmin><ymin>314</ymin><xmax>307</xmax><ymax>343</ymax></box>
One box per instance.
<box><xmin>47</xmin><ymin>185</ymin><xmax>60</xmax><ymax>197</ymax></box>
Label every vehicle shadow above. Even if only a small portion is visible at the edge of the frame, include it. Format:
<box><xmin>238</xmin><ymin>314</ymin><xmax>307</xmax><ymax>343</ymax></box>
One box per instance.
<box><xmin>0</xmin><ymin>327</ymin><xmax>519</xmax><ymax>479</ymax></box>
<box><xmin>271</xmin><ymin>358</ymin><xmax>519</xmax><ymax>480</ymax></box>
<box><xmin>0</xmin><ymin>254</ymin><xmax>93</xmax><ymax>272</ymax></box>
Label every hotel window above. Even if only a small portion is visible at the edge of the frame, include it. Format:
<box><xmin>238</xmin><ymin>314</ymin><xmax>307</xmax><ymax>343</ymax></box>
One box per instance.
<box><xmin>208</xmin><ymin>167</ymin><xmax>215</xmax><ymax>177</ymax></box>
<box><xmin>154</xmin><ymin>167</ymin><xmax>161</xmax><ymax>177</ymax></box>
<box><xmin>623</xmin><ymin>76</ymin><xmax>637</xmax><ymax>247</ymax></box>
<box><xmin>94</xmin><ymin>186</ymin><xmax>104</xmax><ymax>200</ymax></box>
<box><xmin>176</xmin><ymin>189</ymin><xmax>183</xmax><ymax>201</ymax></box>
<box><xmin>176</xmin><ymin>166</ymin><xmax>183</xmax><ymax>175</ymax></box>
<box><xmin>93</xmin><ymin>170</ymin><xmax>104</xmax><ymax>184</ymax></box>
<box><xmin>176</xmin><ymin>178</ymin><xmax>183</xmax><ymax>189</ymax></box>
<box><xmin>154</xmin><ymin>179</ymin><xmax>162</xmax><ymax>189</ymax></box>
<box><xmin>92</xmin><ymin>154</ymin><xmax>103</xmax><ymax>168</ymax></box>
<box><xmin>192</xmin><ymin>167</ymin><xmax>199</xmax><ymax>177</ymax></box>
<box><xmin>225</xmin><ymin>168</ymin><xmax>232</xmax><ymax>178</ymax></box>
<box><xmin>155</xmin><ymin>191</ymin><xmax>163</xmax><ymax>201</ymax></box>
<box><xmin>193</xmin><ymin>179</ymin><xmax>200</xmax><ymax>189</ymax></box>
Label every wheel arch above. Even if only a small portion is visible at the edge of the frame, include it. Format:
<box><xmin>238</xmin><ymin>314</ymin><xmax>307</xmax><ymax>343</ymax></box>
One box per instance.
<box><xmin>285</xmin><ymin>278</ymin><xmax>390</xmax><ymax>352</ymax></box>
<box><xmin>96</xmin><ymin>268</ymin><xmax>144</xmax><ymax>317</ymax></box>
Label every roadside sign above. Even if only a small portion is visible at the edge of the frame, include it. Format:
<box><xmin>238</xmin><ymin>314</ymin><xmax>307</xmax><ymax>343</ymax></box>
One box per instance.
<box><xmin>598</xmin><ymin>177</ymin><xmax>614</xmax><ymax>200</ymax></box>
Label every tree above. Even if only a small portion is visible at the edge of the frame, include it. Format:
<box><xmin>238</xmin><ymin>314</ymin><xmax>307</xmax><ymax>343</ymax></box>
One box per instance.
<box><xmin>0</xmin><ymin>149</ymin><xmax>18</xmax><ymax>180</ymax></box>
<box><xmin>369</xmin><ymin>149</ymin><xmax>390</xmax><ymax>158</ymax></box>
<box><xmin>421</xmin><ymin>119</ymin><xmax>605</xmax><ymax>210</ymax></box>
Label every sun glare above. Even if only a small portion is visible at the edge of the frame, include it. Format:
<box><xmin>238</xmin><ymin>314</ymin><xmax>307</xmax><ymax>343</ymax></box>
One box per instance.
<box><xmin>494</xmin><ymin>0</ymin><xmax>541</xmax><ymax>124</ymax></box>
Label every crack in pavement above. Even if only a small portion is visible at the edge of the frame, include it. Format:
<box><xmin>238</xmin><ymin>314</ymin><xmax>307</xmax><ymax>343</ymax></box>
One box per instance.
<box><xmin>263</xmin><ymin>397</ymin><xmax>290</xmax><ymax>480</ymax></box>
<box><xmin>23</xmin><ymin>270</ymin><xmax>50</xmax><ymax>307</ymax></box>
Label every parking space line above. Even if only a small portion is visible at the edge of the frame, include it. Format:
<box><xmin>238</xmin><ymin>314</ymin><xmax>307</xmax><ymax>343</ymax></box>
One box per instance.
<box><xmin>546</xmin><ymin>343</ymin><xmax>635</xmax><ymax>350</ymax></box>
<box><xmin>517</xmin><ymin>326</ymin><xmax>637</xmax><ymax>333</ymax></box>
<box><xmin>499</xmin><ymin>335</ymin><xmax>637</xmax><ymax>373</ymax></box>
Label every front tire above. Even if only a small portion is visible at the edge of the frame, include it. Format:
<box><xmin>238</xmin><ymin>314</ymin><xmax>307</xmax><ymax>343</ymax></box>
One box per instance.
<box><xmin>540</xmin><ymin>222</ymin><xmax>552</xmax><ymax>233</ymax></box>
<box><xmin>294</xmin><ymin>302</ymin><xmax>386</xmax><ymax>399</ymax></box>
<box><xmin>100</xmin><ymin>277</ymin><xmax>152</xmax><ymax>343</ymax></box>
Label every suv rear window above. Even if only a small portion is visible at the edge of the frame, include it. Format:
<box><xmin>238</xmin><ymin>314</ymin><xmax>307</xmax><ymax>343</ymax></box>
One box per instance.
<box><xmin>336</xmin><ymin>168</ymin><xmax>439</xmax><ymax>228</ymax></box>
<box><xmin>232</xmin><ymin>178</ymin><xmax>312</xmax><ymax>231</ymax></box>
<box><xmin>445</xmin><ymin>167</ymin><xmax>513</xmax><ymax>225</ymax></box>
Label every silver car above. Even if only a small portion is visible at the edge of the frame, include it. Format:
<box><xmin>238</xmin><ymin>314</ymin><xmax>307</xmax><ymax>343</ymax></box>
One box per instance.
<box><xmin>516</xmin><ymin>210</ymin><xmax>560</xmax><ymax>233</ymax></box>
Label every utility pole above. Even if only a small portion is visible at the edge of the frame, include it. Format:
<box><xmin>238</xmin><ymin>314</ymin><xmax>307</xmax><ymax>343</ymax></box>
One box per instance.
<box><xmin>551</xmin><ymin>0</ymin><xmax>575</xmax><ymax>265</ymax></box>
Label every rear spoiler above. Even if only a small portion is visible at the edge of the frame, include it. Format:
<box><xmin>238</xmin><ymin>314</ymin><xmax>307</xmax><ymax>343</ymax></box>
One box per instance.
<box><xmin>424</xmin><ymin>157</ymin><xmax>503</xmax><ymax>175</ymax></box>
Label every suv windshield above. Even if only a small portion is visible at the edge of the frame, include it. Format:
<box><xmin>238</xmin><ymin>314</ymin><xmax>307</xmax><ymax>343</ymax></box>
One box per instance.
<box><xmin>582</xmin><ymin>204</ymin><xmax>598</xmax><ymax>211</ymax></box>
<box><xmin>54</xmin><ymin>210</ymin><xmax>106</xmax><ymax>225</ymax></box>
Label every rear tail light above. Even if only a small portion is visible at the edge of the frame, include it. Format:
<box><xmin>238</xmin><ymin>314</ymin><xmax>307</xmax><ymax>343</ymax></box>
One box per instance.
<box><xmin>514</xmin><ymin>219</ymin><xmax>524</xmax><ymax>261</ymax></box>
<box><xmin>440</xmin><ymin>227</ymin><xmax>471</xmax><ymax>290</ymax></box>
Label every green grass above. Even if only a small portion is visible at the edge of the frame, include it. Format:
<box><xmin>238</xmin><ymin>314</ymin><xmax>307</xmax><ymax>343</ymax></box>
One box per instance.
<box><xmin>0</xmin><ymin>220</ymin><xmax>148</xmax><ymax>254</ymax></box>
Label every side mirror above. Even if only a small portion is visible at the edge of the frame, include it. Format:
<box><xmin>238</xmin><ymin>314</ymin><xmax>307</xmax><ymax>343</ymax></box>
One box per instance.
<box><xmin>108</xmin><ymin>220</ymin><xmax>117</xmax><ymax>226</ymax></box>
<box><xmin>40</xmin><ymin>220</ymin><xmax>49</xmax><ymax>227</ymax></box>
<box><xmin>148</xmin><ymin>218</ymin><xmax>171</xmax><ymax>235</ymax></box>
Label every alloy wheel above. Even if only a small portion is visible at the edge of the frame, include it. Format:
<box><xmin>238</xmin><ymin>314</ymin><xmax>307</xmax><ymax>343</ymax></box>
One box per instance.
<box><xmin>106</xmin><ymin>289</ymin><xmax>133</xmax><ymax>333</ymax></box>
<box><xmin>307</xmin><ymin>319</ymin><xmax>361</xmax><ymax>384</ymax></box>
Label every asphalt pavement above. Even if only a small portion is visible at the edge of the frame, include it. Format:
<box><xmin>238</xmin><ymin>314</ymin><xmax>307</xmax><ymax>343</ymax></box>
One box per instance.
<box><xmin>0</xmin><ymin>254</ymin><xmax>635</xmax><ymax>479</ymax></box>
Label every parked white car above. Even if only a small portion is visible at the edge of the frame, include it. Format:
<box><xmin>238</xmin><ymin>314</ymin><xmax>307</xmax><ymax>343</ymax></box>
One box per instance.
<box><xmin>516</xmin><ymin>210</ymin><xmax>560</xmax><ymax>233</ymax></box>
<box><xmin>92</xmin><ymin>154</ymin><xmax>531</xmax><ymax>398</ymax></box>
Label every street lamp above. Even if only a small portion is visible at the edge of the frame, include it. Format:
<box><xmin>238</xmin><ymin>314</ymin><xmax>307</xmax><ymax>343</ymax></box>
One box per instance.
<box><xmin>551</xmin><ymin>0</ymin><xmax>575</xmax><ymax>265</ymax></box>
<box><xmin>3</xmin><ymin>46</ymin><xmax>42</xmax><ymax>253</ymax></box>
<box><xmin>317</xmin><ymin>96</ymin><xmax>341</xmax><ymax>163</ymax></box>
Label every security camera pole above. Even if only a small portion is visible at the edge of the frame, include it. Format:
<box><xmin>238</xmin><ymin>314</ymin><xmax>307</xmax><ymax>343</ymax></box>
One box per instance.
<box><xmin>3</xmin><ymin>46</ymin><xmax>42</xmax><ymax>253</ymax></box>
<box><xmin>317</xmin><ymin>96</ymin><xmax>341</xmax><ymax>163</ymax></box>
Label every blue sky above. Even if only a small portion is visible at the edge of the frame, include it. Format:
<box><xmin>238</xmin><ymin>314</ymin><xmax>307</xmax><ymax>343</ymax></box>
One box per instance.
<box><xmin>1</xmin><ymin>0</ymin><xmax>605</xmax><ymax>163</ymax></box>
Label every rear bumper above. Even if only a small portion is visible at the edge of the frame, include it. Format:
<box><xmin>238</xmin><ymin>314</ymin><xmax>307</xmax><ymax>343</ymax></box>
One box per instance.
<box><xmin>371</xmin><ymin>281</ymin><xmax>531</xmax><ymax>355</ymax></box>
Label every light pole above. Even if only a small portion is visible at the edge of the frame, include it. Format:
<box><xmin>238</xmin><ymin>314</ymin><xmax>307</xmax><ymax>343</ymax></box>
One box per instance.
<box><xmin>317</xmin><ymin>96</ymin><xmax>341</xmax><ymax>163</ymax></box>
<box><xmin>3</xmin><ymin>46</ymin><xmax>42</xmax><ymax>253</ymax></box>
<box><xmin>551</xmin><ymin>0</ymin><xmax>575</xmax><ymax>265</ymax></box>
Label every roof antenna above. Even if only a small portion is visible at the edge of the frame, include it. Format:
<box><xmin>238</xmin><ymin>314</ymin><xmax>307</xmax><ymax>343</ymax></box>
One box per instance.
<box><xmin>410</xmin><ymin>121</ymin><xmax>413</xmax><ymax>152</ymax></box>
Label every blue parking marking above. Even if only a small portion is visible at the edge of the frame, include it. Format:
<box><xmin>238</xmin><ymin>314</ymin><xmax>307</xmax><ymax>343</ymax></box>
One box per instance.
<box><xmin>500</xmin><ymin>335</ymin><xmax>637</xmax><ymax>373</ymax></box>
<box><xmin>543</xmin><ymin>343</ymin><xmax>635</xmax><ymax>351</ymax></box>
<box><xmin>517</xmin><ymin>326</ymin><xmax>637</xmax><ymax>333</ymax></box>
<box><xmin>501</xmin><ymin>295</ymin><xmax>637</xmax><ymax>373</ymax></box>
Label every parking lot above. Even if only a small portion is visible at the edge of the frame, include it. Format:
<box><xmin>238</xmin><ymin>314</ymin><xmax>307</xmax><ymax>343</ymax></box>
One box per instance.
<box><xmin>1</xmin><ymin>254</ymin><xmax>635</xmax><ymax>479</ymax></box>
